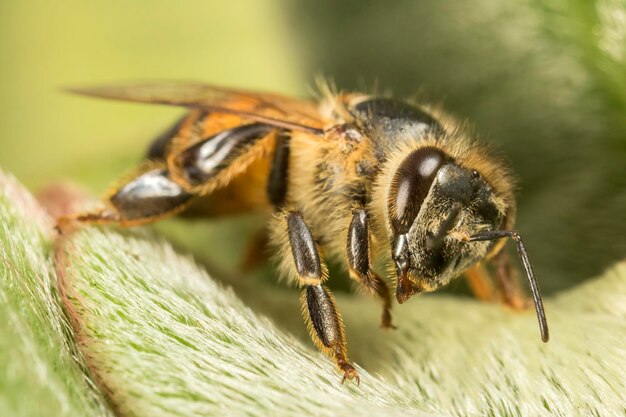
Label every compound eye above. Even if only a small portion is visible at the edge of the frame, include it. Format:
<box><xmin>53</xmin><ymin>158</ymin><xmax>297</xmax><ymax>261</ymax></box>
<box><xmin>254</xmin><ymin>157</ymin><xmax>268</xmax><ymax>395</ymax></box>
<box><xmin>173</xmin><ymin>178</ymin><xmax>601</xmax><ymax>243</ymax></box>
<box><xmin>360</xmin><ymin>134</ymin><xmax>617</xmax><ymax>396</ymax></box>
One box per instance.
<box><xmin>389</xmin><ymin>147</ymin><xmax>447</xmax><ymax>234</ymax></box>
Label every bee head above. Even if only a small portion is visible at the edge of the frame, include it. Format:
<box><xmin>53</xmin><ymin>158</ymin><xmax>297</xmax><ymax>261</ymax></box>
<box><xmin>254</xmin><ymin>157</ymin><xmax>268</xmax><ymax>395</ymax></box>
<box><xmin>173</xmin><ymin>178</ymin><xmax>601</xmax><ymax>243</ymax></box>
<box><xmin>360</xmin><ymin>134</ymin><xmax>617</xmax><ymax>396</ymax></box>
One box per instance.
<box><xmin>386</xmin><ymin>146</ymin><xmax>508</xmax><ymax>303</ymax></box>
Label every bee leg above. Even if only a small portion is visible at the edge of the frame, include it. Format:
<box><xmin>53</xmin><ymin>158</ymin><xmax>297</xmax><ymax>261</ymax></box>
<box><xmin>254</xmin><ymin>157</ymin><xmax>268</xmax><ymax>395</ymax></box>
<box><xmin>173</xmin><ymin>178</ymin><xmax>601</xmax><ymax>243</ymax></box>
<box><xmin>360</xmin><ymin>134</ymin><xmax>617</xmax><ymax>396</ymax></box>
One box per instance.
<box><xmin>493</xmin><ymin>250</ymin><xmax>530</xmax><ymax>310</ymax></box>
<box><xmin>346</xmin><ymin>208</ymin><xmax>395</xmax><ymax>329</ymax></box>
<box><xmin>285</xmin><ymin>211</ymin><xmax>359</xmax><ymax>384</ymax></box>
<box><xmin>304</xmin><ymin>285</ymin><xmax>359</xmax><ymax>384</ymax></box>
<box><xmin>465</xmin><ymin>263</ymin><xmax>497</xmax><ymax>302</ymax></box>
<box><xmin>466</xmin><ymin>255</ymin><xmax>530</xmax><ymax>310</ymax></box>
<box><xmin>58</xmin><ymin>165</ymin><xmax>192</xmax><ymax>229</ymax></box>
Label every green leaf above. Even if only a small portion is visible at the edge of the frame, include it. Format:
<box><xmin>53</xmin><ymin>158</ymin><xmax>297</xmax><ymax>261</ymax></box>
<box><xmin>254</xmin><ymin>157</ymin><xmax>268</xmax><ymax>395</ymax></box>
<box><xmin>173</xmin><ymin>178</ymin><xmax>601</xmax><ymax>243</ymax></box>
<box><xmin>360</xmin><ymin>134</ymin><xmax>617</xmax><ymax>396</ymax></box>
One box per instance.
<box><xmin>2</xmin><ymin>171</ymin><xmax>625</xmax><ymax>416</ymax></box>
<box><xmin>0</xmin><ymin>172</ymin><xmax>112</xmax><ymax>417</ymax></box>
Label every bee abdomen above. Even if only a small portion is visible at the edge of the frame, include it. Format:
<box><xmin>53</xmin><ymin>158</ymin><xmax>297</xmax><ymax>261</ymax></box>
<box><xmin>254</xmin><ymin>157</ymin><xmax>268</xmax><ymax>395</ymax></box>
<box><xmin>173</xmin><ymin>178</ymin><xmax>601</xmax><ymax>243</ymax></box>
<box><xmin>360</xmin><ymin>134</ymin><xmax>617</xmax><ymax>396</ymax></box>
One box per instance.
<box><xmin>180</xmin><ymin>123</ymin><xmax>273</xmax><ymax>184</ymax></box>
<box><xmin>110</xmin><ymin>168</ymin><xmax>192</xmax><ymax>220</ymax></box>
<box><xmin>146</xmin><ymin>114</ymin><xmax>190</xmax><ymax>160</ymax></box>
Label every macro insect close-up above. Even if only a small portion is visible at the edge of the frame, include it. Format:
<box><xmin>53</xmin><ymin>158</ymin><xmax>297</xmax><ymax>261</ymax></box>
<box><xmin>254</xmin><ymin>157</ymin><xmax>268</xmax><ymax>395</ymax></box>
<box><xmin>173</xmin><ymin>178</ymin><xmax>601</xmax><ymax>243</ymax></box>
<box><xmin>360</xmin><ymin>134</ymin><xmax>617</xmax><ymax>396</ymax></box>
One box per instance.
<box><xmin>2</xmin><ymin>2</ymin><xmax>625</xmax><ymax>417</ymax></box>
<box><xmin>59</xmin><ymin>82</ymin><xmax>548</xmax><ymax>383</ymax></box>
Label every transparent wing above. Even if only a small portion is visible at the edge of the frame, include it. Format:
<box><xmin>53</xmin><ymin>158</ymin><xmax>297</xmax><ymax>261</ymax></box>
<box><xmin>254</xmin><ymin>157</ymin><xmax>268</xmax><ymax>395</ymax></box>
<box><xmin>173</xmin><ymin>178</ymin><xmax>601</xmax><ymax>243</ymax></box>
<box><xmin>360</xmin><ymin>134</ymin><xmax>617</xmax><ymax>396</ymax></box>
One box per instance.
<box><xmin>68</xmin><ymin>81</ymin><xmax>325</xmax><ymax>134</ymax></box>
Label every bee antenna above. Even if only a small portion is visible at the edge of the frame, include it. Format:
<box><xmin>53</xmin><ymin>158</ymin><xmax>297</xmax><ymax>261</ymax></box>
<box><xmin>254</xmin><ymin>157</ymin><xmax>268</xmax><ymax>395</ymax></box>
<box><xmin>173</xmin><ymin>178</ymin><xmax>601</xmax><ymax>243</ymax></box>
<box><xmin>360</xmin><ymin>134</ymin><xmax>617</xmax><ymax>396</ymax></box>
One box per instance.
<box><xmin>469</xmin><ymin>230</ymin><xmax>549</xmax><ymax>342</ymax></box>
<box><xmin>426</xmin><ymin>202</ymin><xmax>462</xmax><ymax>251</ymax></box>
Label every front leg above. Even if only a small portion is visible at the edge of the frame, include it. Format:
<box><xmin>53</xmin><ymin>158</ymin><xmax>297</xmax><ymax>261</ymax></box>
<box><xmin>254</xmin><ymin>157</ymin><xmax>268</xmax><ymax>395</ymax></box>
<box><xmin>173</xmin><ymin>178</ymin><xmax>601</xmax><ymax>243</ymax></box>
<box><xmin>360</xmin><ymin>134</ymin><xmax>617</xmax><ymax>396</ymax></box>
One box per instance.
<box><xmin>285</xmin><ymin>211</ymin><xmax>359</xmax><ymax>384</ymax></box>
<box><xmin>494</xmin><ymin>249</ymin><xmax>529</xmax><ymax>310</ymax></box>
<box><xmin>464</xmin><ymin>252</ymin><xmax>529</xmax><ymax>310</ymax></box>
<box><xmin>347</xmin><ymin>208</ymin><xmax>394</xmax><ymax>329</ymax></box>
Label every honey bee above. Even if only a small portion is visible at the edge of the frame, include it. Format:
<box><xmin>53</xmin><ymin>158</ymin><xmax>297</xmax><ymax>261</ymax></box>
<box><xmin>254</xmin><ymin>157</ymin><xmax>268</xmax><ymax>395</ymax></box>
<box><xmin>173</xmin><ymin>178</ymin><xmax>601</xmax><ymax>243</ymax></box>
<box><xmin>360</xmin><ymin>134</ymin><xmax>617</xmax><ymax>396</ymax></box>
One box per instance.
<box><xmin>61</xmin><ymin>82</ymin><xmax>549</xmax><ymax>384</ymax></box>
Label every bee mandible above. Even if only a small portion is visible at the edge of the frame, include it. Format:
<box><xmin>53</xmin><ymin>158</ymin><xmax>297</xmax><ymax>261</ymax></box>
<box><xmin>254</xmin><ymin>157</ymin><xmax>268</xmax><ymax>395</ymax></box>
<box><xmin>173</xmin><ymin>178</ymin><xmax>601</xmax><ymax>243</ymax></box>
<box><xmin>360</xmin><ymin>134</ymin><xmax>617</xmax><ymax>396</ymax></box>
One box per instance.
<box><xmin>60</xmin><ymin>82</ymin><xmax>549</xmax><ymax>384</ymax></box>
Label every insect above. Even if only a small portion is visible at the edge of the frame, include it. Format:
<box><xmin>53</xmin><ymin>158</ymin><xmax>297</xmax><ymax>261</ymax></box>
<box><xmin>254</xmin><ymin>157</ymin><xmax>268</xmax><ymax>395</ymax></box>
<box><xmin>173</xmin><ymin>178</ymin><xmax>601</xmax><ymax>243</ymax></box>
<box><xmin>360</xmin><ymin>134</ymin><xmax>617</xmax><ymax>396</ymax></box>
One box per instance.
<box><xmin>61</xmin><ymin>82</ymin><xmax>549</xmax><ymax>384</ymax></box>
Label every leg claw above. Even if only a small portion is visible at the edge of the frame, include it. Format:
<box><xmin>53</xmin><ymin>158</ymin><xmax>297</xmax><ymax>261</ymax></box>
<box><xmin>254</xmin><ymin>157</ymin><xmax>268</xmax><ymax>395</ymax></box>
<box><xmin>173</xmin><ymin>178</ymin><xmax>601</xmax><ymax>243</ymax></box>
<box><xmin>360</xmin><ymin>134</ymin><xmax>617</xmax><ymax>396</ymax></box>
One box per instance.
<box><xmin>340</xmin><ymin>363</ymin><xmax>360</xmax><ymax>385</ymax></box>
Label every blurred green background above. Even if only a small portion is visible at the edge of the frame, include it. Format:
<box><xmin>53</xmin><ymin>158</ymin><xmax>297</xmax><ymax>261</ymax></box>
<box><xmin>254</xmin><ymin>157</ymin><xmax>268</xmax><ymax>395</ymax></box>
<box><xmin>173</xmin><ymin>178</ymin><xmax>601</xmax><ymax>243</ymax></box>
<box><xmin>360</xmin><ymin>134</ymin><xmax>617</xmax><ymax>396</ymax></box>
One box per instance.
<box><xmin>1</xmin><ymin>0</ymin><xmax>624</xmax><ymax>294</ymax></box>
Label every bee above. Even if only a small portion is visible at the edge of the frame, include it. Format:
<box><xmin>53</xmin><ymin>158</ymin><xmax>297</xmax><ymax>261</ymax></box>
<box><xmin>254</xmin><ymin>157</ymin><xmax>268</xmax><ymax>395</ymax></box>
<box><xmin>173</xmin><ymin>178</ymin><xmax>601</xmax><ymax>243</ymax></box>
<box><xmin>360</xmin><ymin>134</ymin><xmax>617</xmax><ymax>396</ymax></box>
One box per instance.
<box><xmin>61</xmin><ymin>82</ymin><xmax>549</xmax><ymax>384</ymax></box>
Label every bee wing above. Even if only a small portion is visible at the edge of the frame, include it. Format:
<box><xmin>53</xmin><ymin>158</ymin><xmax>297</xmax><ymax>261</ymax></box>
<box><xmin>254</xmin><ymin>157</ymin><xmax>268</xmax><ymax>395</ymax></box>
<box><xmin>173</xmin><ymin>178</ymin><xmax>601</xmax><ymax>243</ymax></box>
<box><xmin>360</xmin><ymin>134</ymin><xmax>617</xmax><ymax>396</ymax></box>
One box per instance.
<box><xmin>68</xmin><ymin>81</ymin><xmax>325</xmax><ymax>134</ymax></box>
